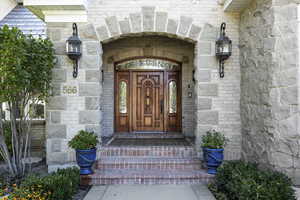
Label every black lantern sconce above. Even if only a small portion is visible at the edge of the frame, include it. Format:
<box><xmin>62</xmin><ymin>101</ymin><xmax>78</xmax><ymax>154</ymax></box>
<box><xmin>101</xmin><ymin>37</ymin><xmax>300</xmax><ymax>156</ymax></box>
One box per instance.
<box><xmin>66</xmin><ymin>23</ymin><xmax>82</xmax><ymax>78</ymax></box>
<box><xmin>216</xmin><ymin>22</ymin><xmax>232</xmax><ymax>78</ymax></box>
<box><xmin>192</xmin><ymin>69</ymin><xmax>196</xmax><ymax>83</ymax></box>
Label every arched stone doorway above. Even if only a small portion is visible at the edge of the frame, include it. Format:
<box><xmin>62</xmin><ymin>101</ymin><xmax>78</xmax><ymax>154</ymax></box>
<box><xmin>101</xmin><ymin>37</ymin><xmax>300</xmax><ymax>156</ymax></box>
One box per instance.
<box><xmin>101</xmin><ymin>36</ymin><xmax>195</xmax><ymax>137</ymax></box>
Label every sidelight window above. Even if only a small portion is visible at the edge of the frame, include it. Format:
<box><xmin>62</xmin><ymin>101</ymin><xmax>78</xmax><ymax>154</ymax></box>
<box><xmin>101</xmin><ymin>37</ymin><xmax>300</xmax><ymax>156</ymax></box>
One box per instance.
<box><xmin>119</xmin><ymin>81</ymin><xmax>127</xmax><ymax>114</ymax></box>
<box><xmin>169</xmin><ymin>81</ymin><xmax>177</xmax><ymax>114</ymax></box>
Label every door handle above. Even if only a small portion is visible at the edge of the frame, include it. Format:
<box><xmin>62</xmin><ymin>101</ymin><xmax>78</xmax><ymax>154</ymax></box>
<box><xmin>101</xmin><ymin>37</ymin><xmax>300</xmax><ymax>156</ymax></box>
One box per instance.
<box><xmin>160</xmin><ymin>99</ymin><xmax>164</xmax><ymax>114</ymax></box>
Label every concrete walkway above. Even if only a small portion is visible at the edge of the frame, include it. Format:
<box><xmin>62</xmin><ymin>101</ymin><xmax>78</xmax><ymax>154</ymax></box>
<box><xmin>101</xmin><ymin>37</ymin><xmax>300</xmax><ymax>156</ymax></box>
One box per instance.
<box><xmin>293</xmin><ymin>187</ymin><xmax>300</xmax><ymax>200</ymax></box>
<box><xmin>84</xmin><ymin>184</ymin><xmax>216</xmax><ymax>200</ymax></box>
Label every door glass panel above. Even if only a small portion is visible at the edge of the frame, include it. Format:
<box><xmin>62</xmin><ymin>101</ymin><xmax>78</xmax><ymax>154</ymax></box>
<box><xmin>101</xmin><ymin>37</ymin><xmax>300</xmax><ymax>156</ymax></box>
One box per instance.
<box><xmin>116</xmin><ymin>58</ymin><xmax>180</xmax><ymax>71</ymax></box>
<box><xmin>119</xmin><ymin>81</ymin><xmax>127</xmax><ymax>114</ymax></box>
<box><xmin>169</xmin><ymin>81</ymin><xmax>177</xmax><ymax>114</ymax></box>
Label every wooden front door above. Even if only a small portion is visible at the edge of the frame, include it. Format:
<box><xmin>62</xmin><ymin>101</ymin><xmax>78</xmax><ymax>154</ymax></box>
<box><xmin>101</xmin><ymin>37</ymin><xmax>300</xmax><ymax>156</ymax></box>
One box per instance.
<box><xmin>115</xmin><ymin>59</ymin><xmax>181</xmax><ymax>133</ymax></box>
<box><xmin>132</xmin><ymin>72</ymin><xmax>164</xmax><ymax>132</ymax></box>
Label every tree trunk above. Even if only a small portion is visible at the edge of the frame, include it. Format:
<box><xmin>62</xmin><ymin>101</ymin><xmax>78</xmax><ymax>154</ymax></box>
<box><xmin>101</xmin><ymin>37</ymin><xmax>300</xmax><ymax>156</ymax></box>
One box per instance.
<box><xmin>0</xmin><ymin>103</ymin><xmax>15</xmax><ymax>176</ymax></box>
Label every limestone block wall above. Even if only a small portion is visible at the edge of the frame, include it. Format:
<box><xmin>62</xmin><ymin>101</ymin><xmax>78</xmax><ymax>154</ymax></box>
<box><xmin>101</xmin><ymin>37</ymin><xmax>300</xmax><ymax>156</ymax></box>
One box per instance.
<box><xmin>46</xmin><ymin>22</ymin><xmax>102</xmax><ymax>171</ymax></box>
<box><xmin>240</xmin><ymin>0</ymin><xmax>300</xmax><ymax>184</ymax></box>
<box><xmin>45</xmin><ymin>0</ymin><xmax>242</xmax><ymax>170</ymax></box>
<box><xmin>87</xmin><ymin>0</ymin><xmax>241</xmax><ymax>160</ymax></box>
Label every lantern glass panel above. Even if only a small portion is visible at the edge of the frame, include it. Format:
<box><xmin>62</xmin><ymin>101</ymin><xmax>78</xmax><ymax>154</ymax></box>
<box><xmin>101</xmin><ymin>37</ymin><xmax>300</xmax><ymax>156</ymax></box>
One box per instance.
<box><xmin>66</xmin><ymin>41</ymin><xmax>74</xmax><ymax>53</ymax></box>
<box><xmin>222</xmin><ymin>42</ymin><xmax>230</xmax><ymax>54</ymax></box>
<box><xmin>216</xmin><ymin>40</ymin><xmax>222</xmax><ymax>55</ymax></box>
<box><xmin>70</xmin><ymin>42</ymin><xmax>80</xmax><ymax>53</ymax></box>
<box><xmin>66</xmin><ymin>36</ymin><xmax>82</xmax><ymax>54</ymax></box>
<box><xmin>217</xmin><ymin>44</ymin><xmax>223</xmax><ymax>54</ymax></box>
<box><xmin>66</xmin><ymin>41</ymin><xmax>70</xmax><ymax>53</ymax></box>
<box><xmin>74</xmin><ymin>43</ymin><xmax>80</xmax><ymax>53</ymax></box>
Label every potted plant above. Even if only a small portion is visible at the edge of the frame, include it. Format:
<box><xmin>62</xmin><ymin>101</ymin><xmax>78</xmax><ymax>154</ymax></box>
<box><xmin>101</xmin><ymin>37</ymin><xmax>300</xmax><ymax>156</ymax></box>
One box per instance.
<box><xmin>202</xmin><ymin>130</ymin><xmax>228</xmax><ymax>175</ymax></box>
<box><xmin>68</xmin><ymin>130</ymin><xmax>98</xmax><ymax>175</ymax></box>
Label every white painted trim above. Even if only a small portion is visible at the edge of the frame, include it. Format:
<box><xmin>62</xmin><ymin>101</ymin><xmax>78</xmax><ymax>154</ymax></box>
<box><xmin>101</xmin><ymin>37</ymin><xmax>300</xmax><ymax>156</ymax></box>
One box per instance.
<box><xmin>23</xmin><ymin>0</ymin><xmax>87</xmax><ymax>23</ymax></box>
<box><xmin>223</xmin><ymin>0</ymin><xmax>252</xmax><ymax>12</ymax></box>
<box><xmin>223</xmin><ymin>0</ymin><xmax>233</xmax><ymax>11</ymax></box>
<box><xmin>297</xmin><ymin>5</ymin><xmax>300</xmax><ymax>137</ymax></box>
<box><xmin>0</xmin><ymin>0</ymin><xmax>17</xmax><ymax>21</ymax></box>
<box><xmin>24</xmin><ymin>0</ymin><xmax>87</xmax><ymax>10</ymax></box>
<box><xmin>43</xmin><ymin>10</ymin><xmax>87</xmax><ymax>22</ymax></box>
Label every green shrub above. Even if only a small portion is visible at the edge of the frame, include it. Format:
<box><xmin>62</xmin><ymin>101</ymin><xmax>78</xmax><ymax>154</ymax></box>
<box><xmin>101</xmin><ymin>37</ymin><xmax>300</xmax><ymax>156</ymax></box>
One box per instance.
<box><xmin>210</xmin><ymin>160</ymin><xmax>296</xmax><ymax>200</ymax></box>
<box><xmin>21</xmin><ymin>167</ymin><xmax>80</xmax><ymax>200</ymax></box>
<box><xmin>202</xmin><ymin>130</ymin><xmax>228</xmax><ymax>149</ymax></box>
<box><xmin>68</xmin><ymin>130</ymin><xmax>98</xmax><ymax>150</ymax></box>
<box><xmin>208</xmin><ymin>183</ymin><xmax>228</xmax><ymax>200</ymax></box>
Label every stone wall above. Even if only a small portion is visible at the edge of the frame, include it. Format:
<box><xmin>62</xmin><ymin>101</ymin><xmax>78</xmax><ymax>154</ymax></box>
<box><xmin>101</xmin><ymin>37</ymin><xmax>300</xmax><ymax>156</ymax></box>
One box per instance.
<box><xmin>240</xmin><ymin>0</ymin><xmax>300</xmax><ymax>184</ymax></box>
<box><xmin>44</xmin><ymin>0</ymin><xmax>242</xmax><ymax>171</ymax></box>
<box><xmin>46</xmin><ymin>22</ymin><xmax>103</xmax><ymax>171</ymax></box>
<box><xmin>87</xmin><ymin>1</ymin><xmax>242</xmax><ymax>160</ymax></box>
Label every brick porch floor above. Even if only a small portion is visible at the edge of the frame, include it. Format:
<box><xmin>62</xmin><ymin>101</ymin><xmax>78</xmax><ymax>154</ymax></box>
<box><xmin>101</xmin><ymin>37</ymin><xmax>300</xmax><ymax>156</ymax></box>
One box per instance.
<box><xmin>81</xmin><ymin>138</ymin><xmax>214</xmax><ymax>185</ymax></box>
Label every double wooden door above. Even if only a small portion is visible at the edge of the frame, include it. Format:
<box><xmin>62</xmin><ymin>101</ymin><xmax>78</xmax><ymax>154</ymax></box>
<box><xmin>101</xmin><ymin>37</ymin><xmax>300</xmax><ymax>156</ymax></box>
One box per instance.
<box><xmin>115</xmin><ymin>70</ymin><xmax>181</xmax><ymax>133</ymax></box>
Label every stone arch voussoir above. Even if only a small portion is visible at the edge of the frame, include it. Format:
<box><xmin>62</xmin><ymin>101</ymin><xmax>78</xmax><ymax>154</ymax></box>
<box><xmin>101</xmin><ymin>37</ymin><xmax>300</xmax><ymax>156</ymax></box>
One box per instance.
<box><xmin>94</xmin><ymin>6</ymin><xmax>218</xmax><ymax>44</ymax></box>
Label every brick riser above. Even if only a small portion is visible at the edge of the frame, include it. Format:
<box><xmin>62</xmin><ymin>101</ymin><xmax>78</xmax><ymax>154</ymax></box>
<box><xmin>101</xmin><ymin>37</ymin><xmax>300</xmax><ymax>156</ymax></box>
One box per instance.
<box><xmin>81</xmin><ymin>177</ymin><xmax>213</xmax><ymax>185</ymax></box>
<box><xmin>114</xmin><ymin>133</ymin><xmax>185</xmax><ymax>139</ymax></box>
<box><xmin>96</xmin><ymin>158</ymin><xmax>202</xmax><ymax>170</ymax></box>
<box><xmin>81</xmin><ymin>145</ymin><xmax>214</xmax><ymax>185</ymax></box>
<box><xmin>98</xmin><ymin>146</ymin><xmax>196</xmax><ymax>158</ymax></box>
<box><xmin>96</xmin><ymin>163</ymin><xmax>202</xmax><ymax>171</ymax></box>
<box><xmin>81</xmin><ymin>169</ymin><xmax>214</xmax><ymax>185</ymax></box>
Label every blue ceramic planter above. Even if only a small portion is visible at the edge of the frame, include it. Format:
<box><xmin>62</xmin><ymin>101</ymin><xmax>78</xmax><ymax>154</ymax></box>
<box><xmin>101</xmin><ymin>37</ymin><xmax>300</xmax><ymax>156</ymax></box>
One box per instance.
<box><xmin>203</xmin><ymin>148</ymin><xmax>224</xmax><ymax>174</ymax></box>
<box><xmin>76</xmin><ymin>148</ymin><xmax>97</xmax><ymax>175</ymax></box>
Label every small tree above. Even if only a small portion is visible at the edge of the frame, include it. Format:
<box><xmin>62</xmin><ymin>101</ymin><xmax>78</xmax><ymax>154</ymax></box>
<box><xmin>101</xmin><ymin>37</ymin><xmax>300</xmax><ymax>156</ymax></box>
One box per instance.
<box><xmin>0</xmin><ymin>25</ymin><xmax>55</xmax><ymax>177</ymax></box>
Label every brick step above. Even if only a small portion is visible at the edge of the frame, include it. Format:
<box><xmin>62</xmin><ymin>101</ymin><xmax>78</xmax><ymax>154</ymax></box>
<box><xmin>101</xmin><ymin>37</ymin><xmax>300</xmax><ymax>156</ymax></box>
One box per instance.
<box><xmin>96</xmin><ymin>157</ymin><xmax>202</xmax><ymax>170</ymax></box>
<box><xmin>81</xmin><ymin>169</ymin><xmax>214</xmax><ymax>185</ymax></box>
<box><xmin>98</xmin><ymin>146</ymin><xmax>197</xmax><ymax>158</ymax></box>
<box><xmin>114</xmin><ymin>133</ymin><xmax>185</xmax><ymax>139</ymax></box>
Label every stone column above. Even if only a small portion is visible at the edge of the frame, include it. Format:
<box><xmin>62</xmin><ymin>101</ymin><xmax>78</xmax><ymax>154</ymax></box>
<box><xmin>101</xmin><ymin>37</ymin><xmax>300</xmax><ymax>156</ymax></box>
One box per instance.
<box><xmin>240</xmin><ymin>0</ymin><xmax>300</xmax><ymax>184</ymax></box>
<box><xmin>46</xmin><ymin>22</ymin><xmax>102</xmax><ymax>172</ymax></box>
<box><xmin>194</xmin><ymin>25</ymin><xmax>219</xmax><ymax>154</ymax></box>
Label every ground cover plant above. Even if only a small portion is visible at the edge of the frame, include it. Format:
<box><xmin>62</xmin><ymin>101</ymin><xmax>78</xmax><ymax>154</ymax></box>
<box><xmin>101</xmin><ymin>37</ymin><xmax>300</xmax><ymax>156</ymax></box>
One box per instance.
<box><xmin>209</xmin><ymin>160</ymin><xmax>296</xmax><ymax>200</ymax></box>
<box><xmin>0</xmin><ymin>167</ymin><xmax>80</xmax><ymax>200</ymax></box>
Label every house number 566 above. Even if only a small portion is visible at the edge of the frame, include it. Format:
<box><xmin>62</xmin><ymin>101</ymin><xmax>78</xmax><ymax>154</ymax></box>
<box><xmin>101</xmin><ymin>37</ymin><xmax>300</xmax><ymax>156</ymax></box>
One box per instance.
<box><xmin>62</xmin><ymin>86</ymin><xmax>77</xmax><ymax>94</ymax></box>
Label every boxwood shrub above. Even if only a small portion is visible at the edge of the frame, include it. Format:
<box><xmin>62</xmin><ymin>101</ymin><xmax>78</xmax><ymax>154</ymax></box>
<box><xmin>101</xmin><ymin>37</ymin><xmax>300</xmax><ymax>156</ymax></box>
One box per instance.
<box><xmin>209</xmin><ymin>160</ymin><xmax>296</xmax><ymax>200</ymax></box>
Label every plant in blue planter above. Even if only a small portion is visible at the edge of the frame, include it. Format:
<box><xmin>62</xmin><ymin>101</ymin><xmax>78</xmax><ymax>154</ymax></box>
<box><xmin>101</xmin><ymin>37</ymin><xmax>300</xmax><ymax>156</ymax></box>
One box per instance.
<box><xmin>68</xmin><ymin>130</ymin><xmax>98</xmax><ymax>175</ymax></box>
<box><xmin>202</xmin><ymin>130</ymin><xmax>228</xmax><ymax>175</ymax></box>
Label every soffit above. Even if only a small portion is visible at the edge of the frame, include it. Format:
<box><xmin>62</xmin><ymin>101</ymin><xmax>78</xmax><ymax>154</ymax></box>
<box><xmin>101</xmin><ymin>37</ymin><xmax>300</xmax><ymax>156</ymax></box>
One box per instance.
<box><xmin>23</xmin><ymin>0</ymin><xmax>88</xmax><ymax>22</ymax></box>
<box><xmin>223</xmin><ymin>0</ymin><xmax>253</xmax><ymax>12</ymax></box>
